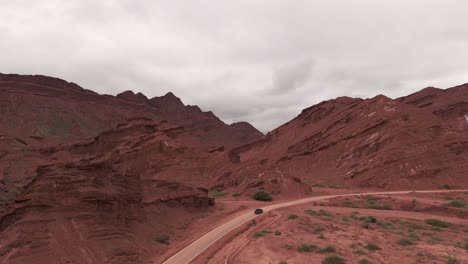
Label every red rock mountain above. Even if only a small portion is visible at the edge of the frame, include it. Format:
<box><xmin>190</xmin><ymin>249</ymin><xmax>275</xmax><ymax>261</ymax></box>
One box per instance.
<box><xmin>0</xmin><ymin>73</ymin><xmax>263</xmax><ymax>146</ymax></box>
<box><xmin>218</xmin><ymin>84</ymin><xmax>468</xmax><ymax>192</ymax></box>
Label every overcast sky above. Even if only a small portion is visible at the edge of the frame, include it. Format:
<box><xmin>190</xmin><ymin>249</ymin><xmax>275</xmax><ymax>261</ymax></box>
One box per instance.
<box><xmin>1</xmin><ymin>1</ymin><xmax>467</xmax><ymax>132</ymax></box>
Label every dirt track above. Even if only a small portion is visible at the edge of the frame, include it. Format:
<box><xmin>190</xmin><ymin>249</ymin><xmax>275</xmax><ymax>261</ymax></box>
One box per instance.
<box><xmin>161</xmin><ymin>189</ymin><xmax>468</xmax><ymax>264</ymax></box>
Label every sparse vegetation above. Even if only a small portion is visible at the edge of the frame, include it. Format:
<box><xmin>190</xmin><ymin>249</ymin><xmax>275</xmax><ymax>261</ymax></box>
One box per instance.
<box><xmin>297</xmin><ymin>243</ymin><xmax>317</xmax><ymax>252</ymax></box>
<box><xmin>365</xmin><ymin>195</ymin><xmax>382</xmax><ymax>202</ymax></box>
<box><xmin>364</xmin><ymin>243</ymin><xmax>382</xmax><ymax>251</ymax></box>
<box><xmin>440</xmin><ymin>184</ymin><xmax>451</xmax><ymax>189</ymax></box>
<box><xmin>366</xmin><ymin>204</ymin><xmax>392</xmax><ymax>210</ymax></box>
<box><xmin>288</xmin><ymin>214</ymin><xmax>299</xmax><ymax>219</ymax></box>
<box><xmin>425</xmin><ymin>219</ymin><xmax>451</xmax><ymax>228</ymax></box>
<box><xmin>274</xmin><ymin>230</ymin><xmax>282</xmax><ymax>236</ymax></box>
<box><xmin>154</xmin><ymin>234</ymin><xmax>170</xmax><ymax>244</ymax></box>
<box><xmin>208</xmin><ymin>189</ymin><xmax>227</xmax><ymax>197</ymax></box>
<box><xmin>359</xmin><ymin>259</ymin><xmax>373</xmax><ymax>264</ymax></box>
<box><xmin>253</xmin><ymin>230</ymin><xmax>271</xmax><ymax>238</ymax></box>
<box><xmin>231</xmin><ymin>192</ymin><xmax>241</xmax><ymax>197</ymax></box>
<box><xmin>409</xmin><ymin>232</ymin><xmax>420</xmax><ymax>241</ymax></box>
<box><xmin>252</xmin><ymin>190</ymin><xmax>272</xmax><ymax>201</ymax></box>
<box><xmin>321</xmin><ymin>255</ymin><xmax>345</xmax><ymax>264</ymax></box>
<box><xmin>353</xmin><ymin>249</ymin><xmax>367</xmax><ymax>255</ymax></box>
<box><xmin>444</xmin><ymin>200</ymin><xmax>466</xmax><ymax>208</ymax></box>
<box><xmin>317</xmin><ymin>233</ymin><xmax>326</xmax><ymax>239</ymax></box>
<box><xmin>319</xmin><ymin>245</ymin><xmax>336</xmax><ymax>253</ymax></box>
<box><xmin>343</xmin><ymin>200</ymin><xmax>360</xmax><ymax>208</ymax></box>
<box><xmin>314</xmin><ymin>225</ymin><xmax>326</xmax><ymax>234</ymax></box>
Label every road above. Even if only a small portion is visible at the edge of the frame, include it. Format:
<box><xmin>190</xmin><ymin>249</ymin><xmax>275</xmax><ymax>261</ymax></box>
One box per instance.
<box><xmin>161</xmin><ymin>189</ymin><xmax>467</xmax><ymax>264</ymax></box>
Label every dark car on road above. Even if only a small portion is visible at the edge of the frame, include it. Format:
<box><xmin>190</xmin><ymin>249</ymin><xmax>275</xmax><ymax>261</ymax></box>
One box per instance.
<box><xmin>254</xmin><ymin>208</ymin><xmax>264</xmax><ymax>214</ymax></box>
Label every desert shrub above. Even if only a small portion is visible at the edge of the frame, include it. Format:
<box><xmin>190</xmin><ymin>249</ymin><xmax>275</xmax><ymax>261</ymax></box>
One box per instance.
<box><xmin>343</xmin><ymin>200</ymin><xmax>360</xmax><ymax>208</ymax></box>
<box><xmin>252</xmin><ymin>190</ymin><xmax>272</xmax><ymax>201</ymax></box>
<box><xmin>445</xmin><ymin>200</ymin><xmax>466</xmax><ymax>208</ymax></box>
<box><xmin>428</xmin><ymin>235</ymin><xmax>443</xmax><ymax>243</ymax></box>
<box><xmin>367</xmin><ymin>204</ymin><xmax>392</xmax><ymax>210</ymax></box>
<box><xmin>364</xmin><ymin>216</ymin><xmax>377</xmax><ymax>223</ymax></box>
<box><xmin>440</xmin><ymin>184</ymin><xmax>451</xmax><ymax>189</ymax></box>
<box><xmin>279</xmin><ymin>261</ymin><xmax>288</xmax><ymax>264</ymax></box>
<box><xmin>318</xmin><ymin>209</ymin><xmax>332</xmax><ymax>216</ymax></box>
<box><xmin>409</xmin><ymin>232</ymin><xmax>420</xmax><ymax>241</ymax></box>
<box><xmin>353</xmin><ymin>249</ymin><xmax>367</xmax><ymax>255</ymax></box>
<box><xmin>319</xmin><ymin>245</ymin><xmax>337</xmax><ymax>253</ymax></box>
<box><xmin>288</xmin><ymin>214</ymin><xmax>299</xmax><ymax>219</ymax></box>
<box><xmin>443</xmin><ymin>195</ymin><xmax>454</xmax><ymax>200</ymax></box>
<box><xmin>314</xmin><ymin>226</ymin><xmax>326</xmax><ymax>234</ymax></box>
<box><xmin>397</xmin><ymin>238</ymin><xmax>415</xmax><ymax>246</ymax></box>
<box><xmin>304</xmin><ymin>209</ymin><xmax>317</xmax><ymax>215</ymax></box>
<box><xmin>317</xmin><ymin>233</ymin><xmax>326</xmax><ymax>239</ymax></box>
<box><xmin>231</xmin><ymin>192</ymin><xmax>241</xmax><ymax>197</ymax></box>
<box><xmin>359</xmin><ymin>259</ymin><xmax>373</xmax><ymax>264</ymax></box>
<box><xmin>447</xmin><ymin>256</ymin><xmax>459</xmax><ymax>264</ymax></box>
<box><xmin>154</xmin><ymin>234</ymin><xmax>169</xmax><ymax>244</ymax></box>
<box><xmin>297</xmin><ymin>243</ymin><xmax>317</xmax><ymax>252</ymax></box>
<box><xmin>321</xmin><ymin>255</ymin><xmax>345</xmax><ymax>264</ymax></box>
<box><xmin>360</xmin><ymin>223</ymin><xmax>371</xmax><ymax>229</ymax></box>
<box><xmin>364</xmin><ymin>243</ymin><xmax>382</xmax><ymax>251</ymax></box>
<box><xmin>274</xmin><ymin>230</ymin><xmax>282</xmax><ymax>236</ymax></box>
<box><xmin>365</xmin><ymin>195</ymin><xmax>382</xmax><ymax>202</ymax></box>
<box><xmin>376</xmin><ymin>220</ymin><xmax>393</xmax><ymax>229</ymax></box>
<box><xmin>253</xmin><ymin>230</ymin><xmax>270</xmax><ymax>238</ymax></box>
<box><xmin>208</xmin><ymin>189</ymin><xmax>227</xmax><ymax>197</ymax></box>
<box><xmin>408</xmin><ymin>223</ymin><xmax>424</xmax><ymax>230</ymax></box>
<box><xmin>425</xmin><ymin>219</ymin><xmax>451</xmax><ymax>228</ymax></box>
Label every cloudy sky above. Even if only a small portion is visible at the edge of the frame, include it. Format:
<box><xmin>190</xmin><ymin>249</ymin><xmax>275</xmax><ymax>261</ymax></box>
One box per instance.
<box><xmin>1</xmin><ymin>1</ymin><xmax>467</xmax><ymax>132</ymax></box>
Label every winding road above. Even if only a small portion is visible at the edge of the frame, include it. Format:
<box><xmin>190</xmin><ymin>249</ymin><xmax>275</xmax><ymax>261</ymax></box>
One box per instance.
<box><xmin>161</xmin><ymin>189</ymin><xmax>467</xmax><ymax>264</ymax></box>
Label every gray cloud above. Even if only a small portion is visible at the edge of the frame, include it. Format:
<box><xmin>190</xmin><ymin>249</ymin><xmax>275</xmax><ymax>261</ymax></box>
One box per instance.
<box><xmin>1</xmin><ymin>0</ymin><xmax>468</xmax><ymax>132</ymax></box>
<box><xmin>268</xmin><ymin>59</ymin><xmax>314</xmax><ymax>94</ymax></box>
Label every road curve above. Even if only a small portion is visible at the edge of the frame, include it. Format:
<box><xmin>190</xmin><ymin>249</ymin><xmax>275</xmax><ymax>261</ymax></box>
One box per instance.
<box><xmin>161</xmin><ymin>189</ymin><xmax>468</xmax><ymax>264</ymax></box>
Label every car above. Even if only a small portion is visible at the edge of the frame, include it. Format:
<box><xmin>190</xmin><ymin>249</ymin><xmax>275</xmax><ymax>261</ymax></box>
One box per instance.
<box><xmin>254</xmin><ymin>208</ymin><xmax>264</xmax><ymax>214</ymax></box>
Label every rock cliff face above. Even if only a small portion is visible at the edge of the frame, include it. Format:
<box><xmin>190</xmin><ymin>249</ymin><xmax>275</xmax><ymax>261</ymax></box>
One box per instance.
<box><xmin>0</xmin><ymin>119</ymin><xmax>217</xmax><ymax>263</ymax></box>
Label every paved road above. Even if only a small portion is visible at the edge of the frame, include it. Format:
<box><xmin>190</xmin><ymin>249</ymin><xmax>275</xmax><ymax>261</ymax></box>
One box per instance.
<box><xmin>161</xmin><ymin>189</ymin><xmax>467</xmax><ymax>264</ymax></box>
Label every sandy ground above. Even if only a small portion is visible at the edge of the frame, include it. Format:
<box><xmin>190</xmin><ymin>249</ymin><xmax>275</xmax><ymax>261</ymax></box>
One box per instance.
<box><xmin>194</xmin><ymin>191</ymin><xmax>468</xmax><ymax>264</ymax></box>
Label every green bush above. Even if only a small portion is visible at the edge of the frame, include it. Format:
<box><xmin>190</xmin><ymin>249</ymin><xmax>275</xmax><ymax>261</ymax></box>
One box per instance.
<box><xmin>253</xmin><ymin>230</ymin><xmax>270</xmax><ymax>238</ymax></box>
<box><xmin>288</xmin><ymin>214</ymin><xmax>299</xmax><ymax>219</ymax></box>
<box><xmin>353</xmin><ymin>249</ymin><xmax>367</xmax><ymax>255</ymax></box>
<box><xmin>425</xmin><ymin>219</ymin><xmax>451</xmax><ymax>228</ymax></box>
<box><xmin>364</xmin><ymin>243</ymin><xmax>382</xmax><ymax>251</ymax></box>
<box><xmin>231</xmin><ymin>192</ymin><xmax>241</xmax><ymax>197</ymax></box>
<box><xmin>154</xmin><ymin>234</ymin><xmax>170</xmax><ymax>244</ymax></box>
<box><xmin>297</xmin><ymin>243</ymin><xmax>317</xmax><ymax>252</ymax></box>
<box><xmin>313</xmin><ymin>226</ymin><xmax>326</xmax><ymax>233</ymax></box>
<box><xmin>321</xmin><ymin>255</ymin><xmax>345</xmax><ymax>264</ymax></box>
<box><xmin>252</xmin><ymin>190</ymin><xmax>272</xmax><ymax>201</ymax></box>
<box><xmin>304</xmin><ymin>209</ymin><xmax>317</xmax><ymax>215</ymax></box>
<box><xmin>319</xmin><ymin>245</ymin><xmax>336</xmax><ymax>253</ymax></box>
<box><xmin>445</xmin><ymin>200</ymin><xmax>466</xmax><ymax>208</ymax></box>
<box><xmin>208</xmin><ymin>189</ymin><xmax>227</xmax><ymax>197</ymax></box>
<box><xmin>366</xmin><ymin>204</ymin><xmax>392</xmax><ymax>210</ymax></box>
